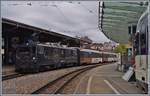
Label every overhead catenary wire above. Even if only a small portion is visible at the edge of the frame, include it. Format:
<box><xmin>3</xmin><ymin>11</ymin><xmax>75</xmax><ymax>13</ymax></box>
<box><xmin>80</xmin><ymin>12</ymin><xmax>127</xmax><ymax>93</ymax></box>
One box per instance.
<box><xmin>4</xmin><ymin>2</ymin><xmax>98</xmax><ymax>23</ymax></box>
<box><xmin>3</xmin><ymin>1</ymin><xmax>100</xmax><ymax>37</ymax></box>
<box><xmin>77</xmin><ymin>2</ymin><xmax>98</xmax><ymax>16</ymax></box>
<box><xmin>50</xmin><ymin>2</ymin><xmax>78</xmax><ymax>35</ymax></box>
<box><xmin>52</xmin><ymin>2</ymin><xmax>71</xmax><ymax>25</ymax></box>
<box><xmin>67</xmin><ymin>1</ymin><xmax>98</xmax><ymax>16</ymax></box>
<box><xmin>76</xmin><ymin>2</ymin><xmax>100</xmax><ymax>32</ymax></box>
<box><xmin>4</xmin><ymin>2</ymin><xmax>72</xmax><ymax>25</ymax></box>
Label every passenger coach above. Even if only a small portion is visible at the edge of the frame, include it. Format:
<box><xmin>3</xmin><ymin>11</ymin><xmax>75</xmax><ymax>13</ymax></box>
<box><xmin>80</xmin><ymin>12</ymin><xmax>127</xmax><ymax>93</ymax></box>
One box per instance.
<box><xmin>80</xmin><ymin>49</ymin><xmax>103</xmax><ymax>64</ymax></box>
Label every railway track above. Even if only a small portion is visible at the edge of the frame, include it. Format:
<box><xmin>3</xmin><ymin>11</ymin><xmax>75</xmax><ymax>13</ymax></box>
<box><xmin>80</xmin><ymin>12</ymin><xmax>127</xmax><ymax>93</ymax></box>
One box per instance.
<box><xmin>32</xmin><ymin>64</ymin><xmax>103</xmax><ymax>94</ymax></box>
<box><xmin>2</xmin><ymin>63</ymin><xmax>111</xmax><ymax>82</ymax></box>
<box><xmin>2</xmin><ymin>73</ymin><xmax>25</xmax><ymax>81</ymax></box>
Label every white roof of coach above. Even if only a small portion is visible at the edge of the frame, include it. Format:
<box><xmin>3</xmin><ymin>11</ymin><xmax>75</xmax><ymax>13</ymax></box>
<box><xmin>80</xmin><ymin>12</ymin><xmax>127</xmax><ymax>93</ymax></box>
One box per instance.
<box><xmin>80</xmin><ymin>49</ymin><xmax>102</xmax><ymax>53</ymax></box>
<box><xmin>102</xmin><ymin>52</ymin><xmax>117</xmax><ymax>55</ymax></box>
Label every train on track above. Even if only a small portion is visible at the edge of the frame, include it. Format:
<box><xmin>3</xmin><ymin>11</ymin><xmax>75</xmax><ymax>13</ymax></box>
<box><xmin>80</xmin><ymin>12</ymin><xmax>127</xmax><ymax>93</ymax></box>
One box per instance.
<box><xmin>15</xmin><ymin>43</ymin><xmax>118</xmax><ymax>73</ymax></box>
<box><xmin>133</xmin><ymin>9</ymin><xmax>148</xmax><ymax>93</ymax></box>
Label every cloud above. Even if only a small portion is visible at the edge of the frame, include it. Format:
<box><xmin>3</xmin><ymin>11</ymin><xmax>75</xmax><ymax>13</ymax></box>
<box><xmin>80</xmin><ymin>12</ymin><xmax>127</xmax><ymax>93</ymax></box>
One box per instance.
<box><xmin>1</xmin><ymin>1</ymin><xmax>110</xmax><ymax>43</ymax></box>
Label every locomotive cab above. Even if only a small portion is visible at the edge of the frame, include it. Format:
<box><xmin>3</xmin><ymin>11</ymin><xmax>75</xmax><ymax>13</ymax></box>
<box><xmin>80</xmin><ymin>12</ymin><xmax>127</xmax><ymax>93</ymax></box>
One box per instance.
<box><xmin>15</xmin><ymin>44</ymin><xmax>38</xmax><ymax>72</ymax></box>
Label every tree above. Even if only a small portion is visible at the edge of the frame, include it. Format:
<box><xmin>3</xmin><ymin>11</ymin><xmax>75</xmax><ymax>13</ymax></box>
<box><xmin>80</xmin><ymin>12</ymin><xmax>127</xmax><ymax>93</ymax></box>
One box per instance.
<box><xmin>113</xmin><ymin>44</ymin><xmax>126</xmax><ymax>53</ymax></box>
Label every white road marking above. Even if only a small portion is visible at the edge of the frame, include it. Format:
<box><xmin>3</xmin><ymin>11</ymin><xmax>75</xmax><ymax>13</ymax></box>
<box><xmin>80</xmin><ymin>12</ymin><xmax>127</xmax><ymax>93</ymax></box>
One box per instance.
<box><xmin>104</xmin><ymin>79</ymin><xmax>121</xmax><ymax>95</ymax></box>
<box><xmin>73</xmin><ymin>74</ymin><xmax>87</xmax><ymax>94</ymax></box>
<box><xmin>86</xmin><ymin>76</ymin><xmax>93</xmax><ymax>94</ymax></box>
<box><xmin>74</xmin><ymin>68</ymin><xmax>95</xmax><ymax>94</ymax></box>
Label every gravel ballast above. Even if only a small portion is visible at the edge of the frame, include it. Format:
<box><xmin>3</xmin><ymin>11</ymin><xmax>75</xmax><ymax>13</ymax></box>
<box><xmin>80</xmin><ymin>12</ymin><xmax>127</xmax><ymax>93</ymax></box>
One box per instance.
<box><xmin>2</xmin><ymin>65</ymin><xmax>93</xmax><ymax>94</ymax></box>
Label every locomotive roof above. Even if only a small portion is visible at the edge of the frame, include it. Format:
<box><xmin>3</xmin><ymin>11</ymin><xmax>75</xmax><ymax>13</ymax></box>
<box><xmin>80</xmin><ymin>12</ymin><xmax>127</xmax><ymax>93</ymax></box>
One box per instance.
<box><xmin>37</xmin><ymin>43</ymin><xmax>77</xmax><ymax>50</ymax></box>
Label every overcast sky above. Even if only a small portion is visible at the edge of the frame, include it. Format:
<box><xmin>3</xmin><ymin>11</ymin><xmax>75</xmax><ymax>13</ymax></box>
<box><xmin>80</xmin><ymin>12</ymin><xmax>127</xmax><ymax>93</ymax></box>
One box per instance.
<box><xmin>2</xmin><ymin>1</ymin><xmax>110</xmax><ymax>43</ymax></box>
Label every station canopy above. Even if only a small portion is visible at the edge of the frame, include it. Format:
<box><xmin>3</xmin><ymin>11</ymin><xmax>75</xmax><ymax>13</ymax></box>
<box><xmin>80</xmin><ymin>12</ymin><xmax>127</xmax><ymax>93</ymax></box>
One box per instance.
<box><xmin>100</xmin><ymin>1</ymin><xmax>148</xmax><ymax>43</ymax></box>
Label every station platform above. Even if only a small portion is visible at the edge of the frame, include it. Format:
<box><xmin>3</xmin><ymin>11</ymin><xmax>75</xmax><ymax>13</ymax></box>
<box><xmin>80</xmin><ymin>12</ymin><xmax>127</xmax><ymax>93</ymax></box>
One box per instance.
<box><xmin>74</xmin><ymin>63</ymin><xmax>143</xmax><ymax>94</ymax></box>
<box><xmin>2</xmin><ymin>65</ymin><xmax>16</xmax><ymax>76</ymax></box>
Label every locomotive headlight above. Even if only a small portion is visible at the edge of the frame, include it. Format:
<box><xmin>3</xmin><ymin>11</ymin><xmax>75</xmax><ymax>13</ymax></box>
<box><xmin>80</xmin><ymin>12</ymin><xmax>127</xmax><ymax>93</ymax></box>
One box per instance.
<box><xmin>33</xmin><ymin>57</ymin><xmax>36</xmax><ymax>60</ymax></box>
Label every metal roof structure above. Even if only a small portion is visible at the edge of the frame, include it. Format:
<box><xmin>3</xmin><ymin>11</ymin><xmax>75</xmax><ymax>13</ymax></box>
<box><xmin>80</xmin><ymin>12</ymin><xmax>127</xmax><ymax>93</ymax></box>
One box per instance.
<box><xmin>2</xmin><ymin>18</ymin><xmax>80</xmax><ymax>47</ymax></box>
<box><xmin>98</xmin><ymin>1</ymin><xmax>148</xmax><ymax>43</ymax></box>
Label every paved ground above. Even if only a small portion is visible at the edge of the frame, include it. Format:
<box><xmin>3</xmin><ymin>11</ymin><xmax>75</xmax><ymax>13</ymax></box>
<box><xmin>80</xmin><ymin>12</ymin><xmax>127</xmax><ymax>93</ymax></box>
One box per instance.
<box><xmin>61</xmin><ymin>63</ymin><xmax>144</xmax><ymax>94</ymax></box>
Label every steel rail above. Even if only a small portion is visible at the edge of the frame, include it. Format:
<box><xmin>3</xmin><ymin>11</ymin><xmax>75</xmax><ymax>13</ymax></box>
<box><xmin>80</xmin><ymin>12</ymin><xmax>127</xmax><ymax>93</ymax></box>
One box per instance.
<box><xmin>32</xmin><ymin>64</ymin><xmax>104</xmax><ymax>94</ymax></box>
<box><xmin>2</xmin><ymin>73</ymin><xmax>25</xmax><ymax>81</ymax></box>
